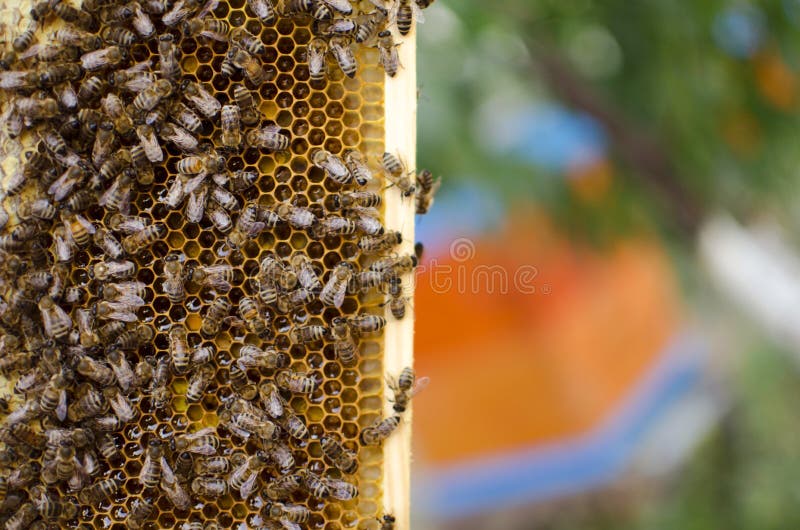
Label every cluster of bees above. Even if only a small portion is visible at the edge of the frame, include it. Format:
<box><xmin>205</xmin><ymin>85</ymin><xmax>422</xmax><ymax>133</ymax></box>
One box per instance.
<box><xmin>0</xmin><ymin>0</ymin><xmax>437</xmax><ymax>528</ymax></box>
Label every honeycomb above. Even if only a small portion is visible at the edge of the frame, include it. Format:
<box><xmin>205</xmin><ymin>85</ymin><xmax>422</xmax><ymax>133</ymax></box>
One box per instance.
<box><xmin>0</xmin><ymin>0</ymin><xmax>421</xmax><ymax>528</ymax></box>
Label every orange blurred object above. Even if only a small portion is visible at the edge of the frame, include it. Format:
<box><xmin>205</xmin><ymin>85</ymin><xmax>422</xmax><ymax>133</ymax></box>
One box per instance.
<box><xmin>753</xmin><ymin>49</ymin><xmax>797</xmax><ymax>111</ymax></box>
<box><xmin>413</xmin><ymin>210</ymin><xmax>681</xmax><ymax>465</ymax></box>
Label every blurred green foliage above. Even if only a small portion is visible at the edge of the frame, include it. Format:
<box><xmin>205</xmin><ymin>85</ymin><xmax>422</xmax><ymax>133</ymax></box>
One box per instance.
<box><xmin>417</xmin><ymin>0</ymin><xmax>800</xmax><ymax>240</ymax></box>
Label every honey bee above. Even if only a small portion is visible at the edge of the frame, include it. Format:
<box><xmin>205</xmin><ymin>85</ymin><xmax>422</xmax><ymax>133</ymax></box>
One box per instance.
<box><xmin>53</xmin><ymin>26</ymin><xmax>102</xmax><ymax>50</ymax></box>
<box><xmin>290</xmin><ymin>323</ymin><xmax>327</xmax><ymax>344</ymax></box>
<box><xmin>169</xmin><ymin>325</ymin><xmax>190</xmax><ymax>375</ymax></box>
<box><xmin>358</xmin><ymin>231</ymin><xmax>402</xmax><ymax>254</ymax></box>
<box><xmin>67</xmin><ymin>386</ymin><xmax>107</xmax><ymax>422</ymax></box>
<box><xmin>93</xmin><ymin>259</ymin><xmax>136</xmax><ymax>281</ymax></box>
<box><xmin>81</xmin><ymin>45</ymin><xmax>124</xmax><ymax>71</ymax></box>
<box><xmin>388</xmin><ymin>366</ymin><xmax>428</xmax><ymax>412</ymax></box>
<box><xmin>396</xmin><ymin>0</ymin><xmax>424</xmax><ymax>35</ymax></box>
<box><xmin>276</xmin><ymin>370</ymin><xmax>316</xmax><ymax>393</ymax></box>
<box><xmin>100</xmin><ymin>26</ymin><xmax>138</xmax><ymax>46</ymax></box>
<box><xmin>276</xmin><ymin>202</ymin><xmax>317</xmax><ymax>230</ymax></box>
<box><xmin>361</xmin><ymin>414</ymin><xmax>401</xmax><ymax>445</ymax></box>
<box><xmin>229</xmin><ymin>450</ymin><xmax>269</xmax><ymax>498</ymax></box>
<box><xmin>212</xmin><ymin>186</ymin><xmax>240</xmax><ymax>213</ymax></box>
<box><xmin>331</xmin><ymin>316</ymin><xmax>358</xmax><ymax>366</ymax></box>
<box><xmin>108</xmin><ymin>69</ymin><xmax>156</xmax><ymax>93</ymax></box>
<box><xmin>14</xmin><ymin>96</ymin><xmax>58</xmax><ymax>121</ymax></box>
<box><xmin>186</xmin><ymin>364</ymin><xmax>214</xmax><ymax>402</ymax></box>
<box><xmin>132</xmin><ymin>78</ymin><xmax>173</xmax><ymax>112</ymax></box>
<box><xmin>185</xmin><ymin>183</ymin><xmax>208</xmax><ymax>223</ymax></box>
<box><xmin>130</xmin><ymin>1</ymin><xmax>156</xmax><ymax>38</ymax></box>
<box><xmin>355</xmin><ymin>7</ymin><xmax>387</xmax><ymax>43</ymax></box>
<box><xmin>135</xmin><ymin>123</ymin><xmax>163</xmax><ymax>163</ymax></box>
<box><xmin>125</xmin><ymin>499</ymin><xmax>154</xmax><ymax>529</ymax></box>
<box><xmin>109</xmin><ymin>213</ymin><xmax>151</xmax><ymax>234</ymax></box>
<box><xmin>246</xmin><ymin>123</ymin><xmax>289</xmax><ymax>151</ymax></box>
<box><xmin>284</xmin><ymin>0</ymin><xmax>332</xmax><ymax>21</ymax></box>
<box><xmin>177</xmin><ymin>152</ymin><xmax>227</xmax><ymax>175</ymax></box>
<box><xmin>38</xmin><ymin>296</ymin><xmax>72</xmax><ymax>342</ymax></box>
<box><xmin>266</xmin><ymin>502</ymin><xmax>311</xmax><ymax>524</ymax></box>
<box><xmin>183</xmin><ymin>17</ymin><xmax>230</xmax><ymax>41</ymax></box>
<box><xmin>76</xmin><ymin>355</ymin><xmax>116</xmax><ymax>387</ymax></box>
<box><xmin>320</xmin><ymin>262</ymin><xmax>353</xmax><ymax>307</ymax></box>
<box><xmin>99</xmin><ymin>2</ymin><xmax>135</xmax><ymax>24</ymax></box>
<box><xmin>54</xmin><ymin>439</ymin><xmax>77</xmax><ymax>481</ymax></box>
<box><xmin>103</xmin><ymin>386</ymin><xmax>139</xmax><ymax>424</ymax></box>
<box><xmin>325</xmin><ymin>476</ymin><xmax>359</xmax><ymax>500</ymax></box>
<box><xmin>97</xmin><ymin>433</ymin><xmax>120</xmax><ymax>460</ymax></box>
<box><xmin>161</xmin><ymin>460</ymin><xmax>192</xmax><ymax>510</ymax></box>
<box><xmin>174</xmin><ymin>450</ymin><xmax>193</xmax><ymax>481</ymax></box>
<box><xmin>299</xmin><ymin>468</ymin><xmax>329</xmax><ymax>499</ymax></box>
<box><xmin>257</xmin><ymin>381</ymin><xmax>285</xmax><ymax>418</ymax></box>
<box><xmin>54</xmin><ymin>82</ymin><xmax>79</xmax><ymax>111</ymax></box>
<box><xmin>220</xmin><ymin>104</ymin><xmax>242</xmax><ymax>149</ymax></box>
<box><xmin>39</xmin><ymin>372</ymin><xmax>69</xmax><ymax>421</ymax></box>
<box><xmin>330</xmin><ymin>35</ymin><xmax>357</xmax><ymax>78</ymax></box>
<box><xmin>159</xmin><ymin>122</ymin><xmax>200</xmax><ymax>153</ymax></box>
<box><xmin>192</xmin><ymin>262</ymin><xmax>235</xmax><ymax>291</ymax></box>
<box><xmin>264</xmin><ymin>473</ymin><xmax>302</xmax><ymax>501</ymax></box>
<box><xmin>381</xmin><ymin>152</ymin><xmax>415</xmax><ymax>196</ymax></box>
<box><xmin>247</xmin><ymin>0</ymin><xmax>275</xmax><ymax>23</ymax></box>
<box><xmin>94</xmin><ymin>149</ymin><xmax>133</xmax><ymax>189</ymax></box>
<box><xmin>98</xmin><ymin>170</ymin><xmax>135</xmax><ymax>213</ymax></box>
<box><xmin>415</xmin><ymin>169</ymin><xmax>440</xmax><ymax>214</ymax></box>
<box><xmin>158</xmin><ymin>33</ymin><xmax>181</xmax><ymax>80</ymax></box>
<box><xmin>121</xmin><ymin>223</ymin><xmax>165</xmax><ymax>254</ymax></box>
<box><xmin>151</xmin><ymin>357</ymin><xmax>171</xmax><ymax>409</ymax></box>
<box><xmin>235</xmin><ymin>297</ymin><xmax>269</xmax><ymax>337</ymax></box>
<box><xmin>307</xmin><ymin>37</ymin><xmax>328</xmax><ymax>83</ymax></box>
<box><xmin>311</xmin><ymin>148</ymin><xmax>351</xmax><ymax>184</ymax></box>
<box><xmin>182</xmin><ymin>80</ymin><xmax>221</xmax><ymax>118</ymax></box>
<box><xmin>97</xmin><ymin>298</ymin><xmax>143</xmax><ymax>322</ymax></box>
<box><xmin>140</xmin><ymin>439</ymin><xmax>163</xmax><ymax>488</ymax></box>
<box><xmin>12</xmin><ymin>19</ymin><xmax>38</xmax><ymax>53</ymax></box>
<box><xmin>344</xmin><ymin>315</ymin><xmax>386</xmax><ymax>339</ymax></box>
<box><xmin>97</xmin><ymin>321</ymin><xmax>127</xmax><ymax>346</ymax></box>
<box><xmin>369</xmin><ymin>253</ymin><xmax>418</xmax><ymax>276</ymax></box>
<box><xmin>202</xmin><ymin>297</ymin><xmax>231</xmax><ymax>337</ymax></box>
<box><xmin>33</xmin><ymin>490</ymin><xmax>78</xmax><ymax>520</ymax></box>
<box><xmin>162</xmin><ymin>0</ymin><xmax>203</xmax><ymax>26</ymax></box>
<box><xmin>281</xmin><ymin>410</ymin><xmax>309</xmax><ymax>439</ymax></box>
<box><xmin>114</xmin><ymin>324</ymin><xmax>154</xmax><ymax>351</ymax></box>
<box><xmin>0</xmin><ymin>70</ymin><xmax>37</xmax><ymax>90</ymax></box>
<box><xmin>315</xmin><ymin>215</ymin><xmax>358</xmax><ymax>237</ymax></box>
<box><xmin>219</xmin><ymin>407</ymin><xmax>276</xmax><ymax>440</ymax></box>
<box><xmin>5</xmin><ymin>503</ymin><xmax>38</xmax><ymax>530</ymax></box>
<box><xmin>227</xmin><ymin>201</ymin><xmax>266</xmax><ymax>248</ymax></box>
<box><xmin>134</xmin><ymin>357</ymin><xmax>155</xmax><ymax>387</ymax></box>
<box><xmin>194</xmin><ymin>456</ymin><xmax>230</xmax><ymax>475</ymax></box>
<box><xmin>229</xmin><ymin>362</ymin><xmax>257</xmax><ymax>400</ymax></box>
<box><xmin>162</xmin><ymin>254</ymin><xmax>187</xmax><ymax>303</ymax></box>
<box><xmin>91</xmin><ymin>122</ymin><xmax>117</xmax><ymax>166</ymax></box>
<box><xmin>191</xmin><ymin>475</ymin><xmax>229</xmax><ymax>498</ymax></box>
<box><xmin>384</xmin><ymin>275</ymin><xmax>411</xmax><ymax>319</ymax></box>
<box><xmin>171</xmin><ymin>100</ymin><xmax>205</xmax><ymax>133</ymax></box>
<box><xmin>107</xmin><ymin>349</ymin><xmax>136</xmax><ymax>393</ymax></box>
<box><xmin>376</xmin><ymin>30</ymin><xmax>400</xmax><ymax>77</ymax></box>
<box><xmin>320</xmin><ymin>434</ymin><xmax>358</xmax><ymax>473</ymax></box>
<box><xmin>78</xmin><ymin>477</ymin><xmax>120</xmax><ymax>505</ymax></box>
<box><xmin>226</xmin><ymin>45</ymin><xmax>272</xmax><ymax>85</ymax></box>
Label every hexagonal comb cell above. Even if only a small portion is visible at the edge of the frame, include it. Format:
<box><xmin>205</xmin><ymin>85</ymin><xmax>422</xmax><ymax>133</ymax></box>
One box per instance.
<box><xmin>0</xmin><ymin>0</ymin><xmax>422</xmax><ymax>528</ymax></box>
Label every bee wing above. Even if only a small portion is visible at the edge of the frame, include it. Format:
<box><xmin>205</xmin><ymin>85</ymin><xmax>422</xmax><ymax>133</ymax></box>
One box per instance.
<box><xmin>56</xmin><ymin>390</ymin><xmax>68</xmax><ymax>422</ymax></box>
<box><xmin>0</xmin><ymin>71</ymin><xmax>29</xmax><ymax>89</ymax></box>
<box><xmin>320</xmin><ymin>0</ymin><xmax>353</xmax><ymax>14</ymax></box>
<box><xmin>185</xmin><ymin>186</ymin><xmax>207</xmax><ymax>223</ymax></box>
<box><xmin>308</xmin><ymin>49</ymin><xmax>326</xmax><ymax>74</ymax></box>
<box><xmin>331</xmin><ymin>283</ymin><xmax>347</xmax><ymax>308</ymax></box>
<box><xmin>139</xmin><ymin>131</ymin><xmax>163</xmax><ymax>163</ymax></box>
<box><xmin>186</xmin><ymin>426</ymin><xmax>216</xmax><ymax>439</ymax></box>
<box><xmin>412</xmin><ymin>1</ymin><xmax>425</xmax><ymax>23</ymax></box>
<box><xmin>410</xmin><ymin>376</ymin><xmax>430</xmax><ymax>397</ymax></box>
<box><xmin>279</xmin><ymin>520</ymin><xmax>301</xmax><ymax>530</ymax></box>
<box><xmin>260</xmin><ymin>123</ymin><xmax>281</xmax><ymax>135</ymax></box>
<box><xmin>206</xmin><ymin>273</ymin><xmax>232</xmax><ymax>292</ymax></box>
<box><xmin>183</xmin><ymin>171</ymin><xmax>208</xmax><ymax>195</ymax></box>
<box><xmin>196</xmin><ymin>0</ymin><xmax>219</xmax><ymax>18</ymax></box>
<box><xmin>111</xmin><ymin>293</ymin><xmax>146</xmax><ymax>307</ymax></box>
<box><xmin>102</xmin><ymin>303</ymin><xmax>139</xmax><ymax>322</ymax></box>
<box><xmin>240</xmin><ymin>472</ymin><xmax>259</xmax><ymax>499</ymax></box>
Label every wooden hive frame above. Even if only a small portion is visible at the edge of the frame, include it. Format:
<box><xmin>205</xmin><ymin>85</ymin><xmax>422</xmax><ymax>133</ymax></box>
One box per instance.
<box><xmin>0</xmin><ymin>0</ymin><xmax>417</xmax><ymax>528</ymax></box>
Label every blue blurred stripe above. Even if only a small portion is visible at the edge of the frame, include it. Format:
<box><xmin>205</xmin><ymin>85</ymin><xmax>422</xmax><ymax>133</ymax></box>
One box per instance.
<box><xmin>414</xmin><ymin>333</ymin><xmax>705</xmax><ymax>519</ymax></box>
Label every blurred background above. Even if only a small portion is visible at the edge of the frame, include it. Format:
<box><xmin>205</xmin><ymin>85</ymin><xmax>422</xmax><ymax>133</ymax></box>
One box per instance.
<box><xmin>409</xmin><ymin>1</ymin><xmax>800</xmax><ymax>528</ymax></box>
